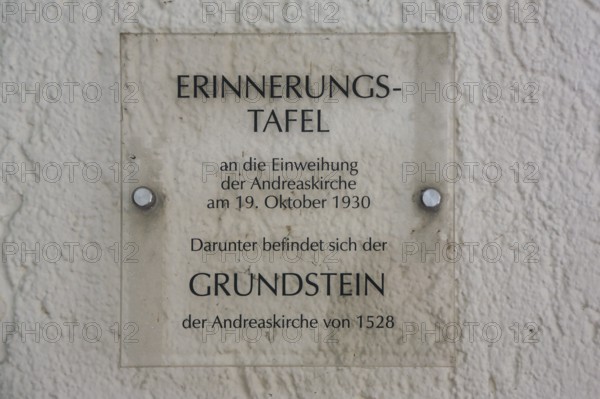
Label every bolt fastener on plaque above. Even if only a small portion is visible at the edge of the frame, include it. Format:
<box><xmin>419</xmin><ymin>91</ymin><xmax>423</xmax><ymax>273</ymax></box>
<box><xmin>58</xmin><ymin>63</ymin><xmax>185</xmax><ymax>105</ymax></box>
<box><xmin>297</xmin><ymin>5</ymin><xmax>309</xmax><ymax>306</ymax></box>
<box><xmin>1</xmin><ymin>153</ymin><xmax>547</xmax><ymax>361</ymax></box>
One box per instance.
<box><xmin>132</xmin><ymin>186</ymin><xmax>156</xmax><ymax>210</ymax></box>
<box><xmin>421</xmin><ymin>188</ymin><xmax>441</xmax><ymax>209</ymax></box>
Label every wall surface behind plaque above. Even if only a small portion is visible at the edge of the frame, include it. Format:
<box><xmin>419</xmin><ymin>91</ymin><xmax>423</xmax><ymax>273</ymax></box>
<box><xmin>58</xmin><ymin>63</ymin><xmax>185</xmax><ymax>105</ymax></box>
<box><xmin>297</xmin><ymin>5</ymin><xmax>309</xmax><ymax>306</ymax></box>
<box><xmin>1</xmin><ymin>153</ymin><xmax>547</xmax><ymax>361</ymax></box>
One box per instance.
<box><xmin>0</xmin><ymin>0</ymin><xmax>599</xmax><ymax>398</ymax></box>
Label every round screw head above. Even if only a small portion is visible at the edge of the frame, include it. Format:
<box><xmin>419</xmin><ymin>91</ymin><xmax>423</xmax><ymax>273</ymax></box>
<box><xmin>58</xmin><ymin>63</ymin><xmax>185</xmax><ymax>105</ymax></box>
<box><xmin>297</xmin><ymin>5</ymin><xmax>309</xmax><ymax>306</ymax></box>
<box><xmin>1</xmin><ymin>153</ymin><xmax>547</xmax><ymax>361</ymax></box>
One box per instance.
<box><xmin>132</xmin><ymin>186</ymin><xmax>156</xmax><ymax>210</ymax></box>
<box><xmin>421</xmin><ymin>188</ymin><xmax>442</xmax><ymax>209</ymax></box>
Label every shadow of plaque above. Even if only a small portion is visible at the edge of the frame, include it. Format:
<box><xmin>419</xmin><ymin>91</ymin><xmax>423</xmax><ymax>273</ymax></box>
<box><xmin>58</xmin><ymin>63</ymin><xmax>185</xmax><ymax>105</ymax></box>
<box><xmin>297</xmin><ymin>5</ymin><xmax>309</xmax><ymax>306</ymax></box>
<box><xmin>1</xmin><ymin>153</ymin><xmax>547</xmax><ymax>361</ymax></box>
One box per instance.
<box><xmin>120</xmin><ymin>33</ymin><xmax>455</xmax><ymax>367</ymax></box>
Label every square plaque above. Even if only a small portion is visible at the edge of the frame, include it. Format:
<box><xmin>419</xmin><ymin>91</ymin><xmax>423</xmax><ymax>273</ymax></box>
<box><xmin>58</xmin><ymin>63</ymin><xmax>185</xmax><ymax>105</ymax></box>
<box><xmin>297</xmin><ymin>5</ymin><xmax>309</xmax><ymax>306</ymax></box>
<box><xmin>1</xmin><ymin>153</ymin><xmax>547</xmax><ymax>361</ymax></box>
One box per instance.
<box><xmin>120</xmin><ymin>33</ymin><xmax>455</xmax><ymax>366</ymax></box>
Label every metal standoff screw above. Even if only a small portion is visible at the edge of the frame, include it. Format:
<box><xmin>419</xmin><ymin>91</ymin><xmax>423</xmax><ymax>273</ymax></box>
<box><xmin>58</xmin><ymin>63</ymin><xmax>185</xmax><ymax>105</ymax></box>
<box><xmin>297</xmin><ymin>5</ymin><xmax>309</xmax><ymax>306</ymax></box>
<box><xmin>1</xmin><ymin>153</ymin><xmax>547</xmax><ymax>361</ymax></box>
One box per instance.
<box><xmin>421</xmin><ymin>188</ymin><xmax>442</xmax><ymax>209</ymax></box>
<box><xmin>132</xmin><ymin>186</ymin><xmax>156</xmax><ymax>210</ymax></box>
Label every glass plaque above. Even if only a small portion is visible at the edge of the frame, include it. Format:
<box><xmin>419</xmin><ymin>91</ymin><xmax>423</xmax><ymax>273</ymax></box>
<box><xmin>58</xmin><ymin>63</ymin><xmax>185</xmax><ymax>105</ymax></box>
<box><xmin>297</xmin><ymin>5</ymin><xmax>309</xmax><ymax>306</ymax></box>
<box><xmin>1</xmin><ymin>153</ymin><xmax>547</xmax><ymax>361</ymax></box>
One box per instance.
<box><xmin>120</xmin><ymin>33</ymin><xmax>455</xmax><ymax>366</ymax></box>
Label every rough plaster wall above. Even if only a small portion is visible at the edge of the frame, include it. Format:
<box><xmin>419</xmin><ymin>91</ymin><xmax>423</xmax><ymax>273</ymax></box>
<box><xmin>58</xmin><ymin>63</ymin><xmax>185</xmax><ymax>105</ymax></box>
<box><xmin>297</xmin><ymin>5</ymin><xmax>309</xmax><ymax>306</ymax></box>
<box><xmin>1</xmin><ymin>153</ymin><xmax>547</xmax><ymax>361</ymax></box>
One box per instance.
<box><xmin>0</xmin><ymin>0</ymin><xmax>598</xmax><ymax>398</ymax></box>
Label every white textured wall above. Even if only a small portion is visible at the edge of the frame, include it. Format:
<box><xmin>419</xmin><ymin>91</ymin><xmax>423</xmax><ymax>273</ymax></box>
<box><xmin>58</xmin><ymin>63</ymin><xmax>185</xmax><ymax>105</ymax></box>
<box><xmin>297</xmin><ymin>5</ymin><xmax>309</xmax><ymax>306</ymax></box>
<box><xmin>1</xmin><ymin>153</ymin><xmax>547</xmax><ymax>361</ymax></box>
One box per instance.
<box><xmin>1</xmin><ymin>0</ymin><xmax>599</xmax><ymax>397</ymax></box>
